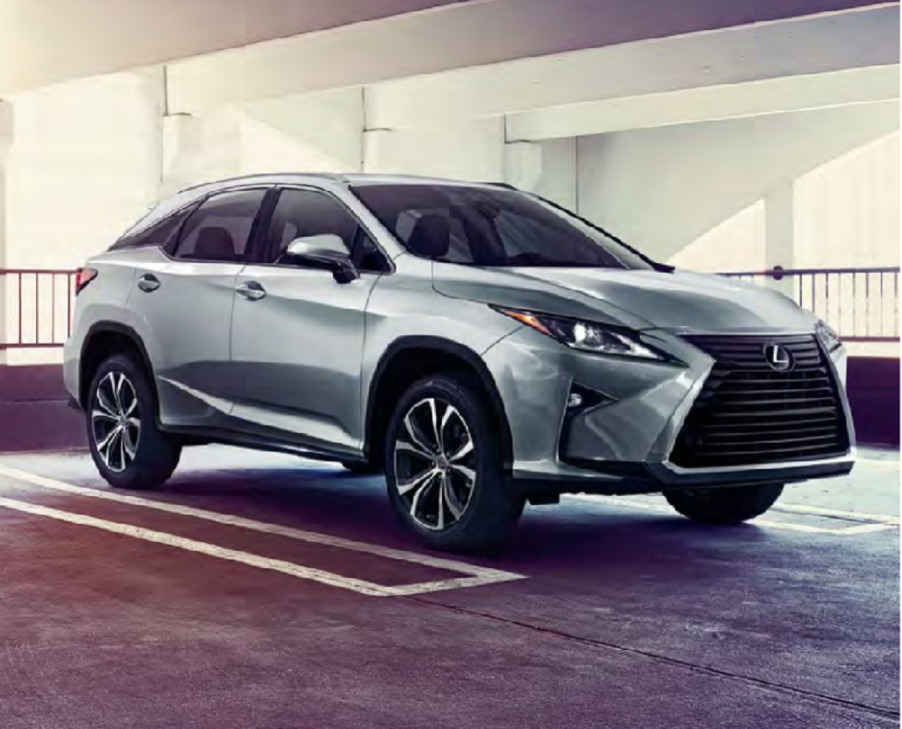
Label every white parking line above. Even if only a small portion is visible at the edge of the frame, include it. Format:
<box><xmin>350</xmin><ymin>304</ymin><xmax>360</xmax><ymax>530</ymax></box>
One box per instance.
<box><xmin>565</xmin><ymin>494</ymin><xmax>899</xmax><ymax>535</ymax></box>
<box><xmin>774</xmin><ymin>502</ymin><xmax>900</xmax><ymax>525</ymax></box>
<box><xmin>857</xmin><ymin>457</ymin><xmax>900</xmax><ymax>469</ymax></box>
<box><xmin>0</xmin><ymin>464</ymin><xmax>525</xmax><ymax>597</ymax></box>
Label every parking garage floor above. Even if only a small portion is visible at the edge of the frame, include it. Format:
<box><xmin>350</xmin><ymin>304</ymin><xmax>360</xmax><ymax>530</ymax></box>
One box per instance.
<box><xmin>0</xmin><ymin>446</ymin><xmax>897</xmax><ymax>729</ymax></box>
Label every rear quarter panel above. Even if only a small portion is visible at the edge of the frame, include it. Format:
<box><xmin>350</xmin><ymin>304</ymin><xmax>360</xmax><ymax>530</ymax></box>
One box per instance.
<box><xmin>64</xmin><ymin>251</ymin><xmax>142</xmax><ymax>401</ymax></box>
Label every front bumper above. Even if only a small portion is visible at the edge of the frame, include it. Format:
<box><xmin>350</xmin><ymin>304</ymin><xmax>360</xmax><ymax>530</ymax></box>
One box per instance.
<box><xmin>482</xmin><ymin>325</ymin><xmax>855</xmax><ymax>495</ymax></box>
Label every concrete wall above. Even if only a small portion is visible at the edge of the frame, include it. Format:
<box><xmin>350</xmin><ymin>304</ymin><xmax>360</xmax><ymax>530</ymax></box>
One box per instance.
<box><xmin>574</xmin><ymin>102</ymin><xmax>900</xmax><ymax>262</ymax></box>
<box><xmin>847</xmin><ymin>358</ymin><xmax>901</xmax><ymax>446</ymax></box>
<box><xmin>0</xmin><ymin>365</ymin><xmax>87</xmax><ymax>452</ymax></box>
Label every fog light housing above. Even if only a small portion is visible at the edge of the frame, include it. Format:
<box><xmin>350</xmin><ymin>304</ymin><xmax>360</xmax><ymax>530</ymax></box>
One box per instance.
<box><xmin>567</xmin><ymin>392</ymin><xmax>584</xmax><ymax>409</ymax></box>
<box><xmin>566</xmin><ymin>383</ymin><xmax>614</xmax><ymax>413</ymax></box>
<box><xmin>559</xmin><ymin>383</ymin><xmax>616</xmax><ymax>462</ymax></box>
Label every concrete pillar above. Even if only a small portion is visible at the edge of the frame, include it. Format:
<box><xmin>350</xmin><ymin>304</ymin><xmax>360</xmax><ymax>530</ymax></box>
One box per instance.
<box><xmin>504</xmin><ymin>137</ymin><xmax>577</xmax><ymax>209</ymax></box>
<box><xmin>161</xmin><ymin>112</ymin><xmax>202</xmax><ymax>195</ymax></box>
<box><xmin>242</xmin><ymin>88</ymin><xmax>365</xmax><ymax>174</ymax></box>
<box><xmin>504</xmin><ymin>142</ymin><xmax>543</xmax><ymax>191</ymax></box>
<box><xmin>0</xmin><ymin>100</ymin><xmax>12</xmax><ymax>364</ymax></box>
<box><xmin>0</xmin><ymin>100</ymin><xmax>11</xmax><ymax>261</ymax></box>
<box><xmin>764</xmin><ymin>180</ymin><xmax>796</xmax><ymax>296</ymax></box>
<box><xmin>162</xmin><ymin>108</ymin><xmax>244</xmax><ymax>195</ymax></box>
<box><xmin>131</xmin><ymin>67</ymin><xmax>166</xmax><ymax>201</ymax></box>
<box><xmin>363</xmin><ymin>119</ymin><xmax>504</xmax><ymax>181</ymax></box>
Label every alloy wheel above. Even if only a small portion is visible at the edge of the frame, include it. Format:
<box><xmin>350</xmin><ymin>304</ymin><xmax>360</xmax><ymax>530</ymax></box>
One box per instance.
<box><xmin>91</xmin><ymin>372</ymin><xmax>141</xmax><ymax>473</ymax></box>
<box><xmin>392</xmin><ymin>397</ymin><xmax>477</xmax><ymax>531</ymax></box>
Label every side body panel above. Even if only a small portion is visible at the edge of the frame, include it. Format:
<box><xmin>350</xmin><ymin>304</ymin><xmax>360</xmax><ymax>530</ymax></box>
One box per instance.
<box><xmin>359</xmin><ymin>256</ymin><xmax>524</xmax><ymax>443</ymax></box>
<box><xmin>228</xmin><ymin>265</ymin><xmax>380</xmax><ymax>455</ymax></box>
<box><xmin>125</xmin><ymin>247</ymin><xmax>241</xmax><ymax>428</ymax></box>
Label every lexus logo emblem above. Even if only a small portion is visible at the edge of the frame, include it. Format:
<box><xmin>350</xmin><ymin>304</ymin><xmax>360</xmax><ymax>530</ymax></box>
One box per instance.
<box><xmin>763</xmin><ymin>343</ymin><xmax>794</xmax><ymax>372</ymax></box>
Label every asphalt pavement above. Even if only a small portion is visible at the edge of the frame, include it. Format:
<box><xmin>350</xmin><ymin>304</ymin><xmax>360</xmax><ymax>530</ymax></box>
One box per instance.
<box><xmin>0</xmin><ymin>445</ymin><xmax>897</xmax><ymax>729</ymax></box>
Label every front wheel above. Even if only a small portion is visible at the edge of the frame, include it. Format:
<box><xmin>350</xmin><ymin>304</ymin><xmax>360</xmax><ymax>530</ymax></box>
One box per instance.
<box><xmin>664</xmin><ymin>483</ymin><xmax>784</xmax><ymax>524</ymax></box>
<box><xmin>384</xmin><ymin>375</ymin><xmax>523</xmax><ymax>553</ymax></box>
<box><xmin>87</xmin><ymin>354</ymin><xmax>181</xmax><ymax>490</ymax></box>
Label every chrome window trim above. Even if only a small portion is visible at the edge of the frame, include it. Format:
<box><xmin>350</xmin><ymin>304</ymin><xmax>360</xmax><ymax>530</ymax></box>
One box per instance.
<box><xmin>156</xmin><ymin>184</ymin><xmax>276</xmax><ymax>264</ymax></box>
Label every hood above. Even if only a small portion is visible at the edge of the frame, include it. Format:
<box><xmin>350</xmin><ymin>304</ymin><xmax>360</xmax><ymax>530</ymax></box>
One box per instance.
<box><xmin>432</xmin><ymin>265</ymin><xmax>817</xmax><ymax>333</ymax></box>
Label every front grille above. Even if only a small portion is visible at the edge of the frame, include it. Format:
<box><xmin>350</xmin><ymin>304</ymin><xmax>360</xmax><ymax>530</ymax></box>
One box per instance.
<box><xmin>670</xmin><ymin>334</ymin><xmax>849</xmax><ymax>468</ymax></box>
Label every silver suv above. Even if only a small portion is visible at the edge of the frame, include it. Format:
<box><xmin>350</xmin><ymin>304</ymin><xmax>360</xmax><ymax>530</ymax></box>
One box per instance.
<box><xmin>64</xmin><ymin>173</ymin><xmax>855</xmax><ymax>552</ymax></box>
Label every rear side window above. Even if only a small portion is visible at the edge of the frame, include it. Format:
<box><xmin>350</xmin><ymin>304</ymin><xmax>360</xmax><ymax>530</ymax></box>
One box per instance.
<box><xmin>173</xmin><ymin>189</ymin><xmax>268</xmax><ymax>263</ymax></box>
<box><xmin>110</xmin><ymin>203</ymin><xmax>198</xmax><ymax>252</ymax></box>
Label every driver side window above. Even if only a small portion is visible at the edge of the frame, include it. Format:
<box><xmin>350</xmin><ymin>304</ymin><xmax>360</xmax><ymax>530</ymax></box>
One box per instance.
<box><xmin>266</xmin><ymin>188</ymin><xmax>389</xmax><ymax>272</ymax></box>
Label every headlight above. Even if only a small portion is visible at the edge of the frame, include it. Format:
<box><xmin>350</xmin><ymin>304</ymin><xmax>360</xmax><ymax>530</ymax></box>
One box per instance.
<box><xmin>494</xmin><ymin>307</ymin><xmax>665</xmax><ymax>360</ymax></box>
<box><xmin>816</xmin><ymin>320</ymin><xmax>842</xmax><ymax>352</ymax></box>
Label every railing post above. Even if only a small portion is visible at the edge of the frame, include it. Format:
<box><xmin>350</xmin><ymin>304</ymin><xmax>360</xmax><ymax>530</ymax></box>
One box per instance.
<box><xmin>764</xmin><ymin>182</ymin><xmax>796</xmax><ymax>299</ymax></box>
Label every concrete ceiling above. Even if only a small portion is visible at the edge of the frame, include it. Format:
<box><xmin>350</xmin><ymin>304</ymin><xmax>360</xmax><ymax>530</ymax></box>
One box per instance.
<box><xmin>0</xmin><ymin>0</ymin><xmax>470</xmax><ymax>94</ymax></box>
<box><xmin>1</xmin><ymin>0</ymin><xmax>895</xmax><ymax>96</ymax></box>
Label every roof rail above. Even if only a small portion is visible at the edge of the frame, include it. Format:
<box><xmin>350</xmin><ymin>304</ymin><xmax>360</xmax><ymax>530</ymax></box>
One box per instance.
<box><xmin>174</xmin><ymin>171</ymin><xmax>348</xmax><ymax>196</ymax></box>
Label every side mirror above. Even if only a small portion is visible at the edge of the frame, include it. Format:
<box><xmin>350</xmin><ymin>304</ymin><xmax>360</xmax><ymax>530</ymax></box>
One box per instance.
<box><xmin>282</xmin><ymin>234</ymin><xmax>359</xmax><ymax>283</ymax></box>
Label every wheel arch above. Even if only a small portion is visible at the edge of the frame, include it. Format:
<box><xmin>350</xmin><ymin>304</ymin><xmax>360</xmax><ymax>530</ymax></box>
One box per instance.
<box><xmin>364</xmin><ymin>336</ymin><xmax>513</xmax><ymax>471</ymax></box>
<box><xmin>79</xmin><ymin>322</ymin><xmax>157</xmax><ymax>411</ymax></box>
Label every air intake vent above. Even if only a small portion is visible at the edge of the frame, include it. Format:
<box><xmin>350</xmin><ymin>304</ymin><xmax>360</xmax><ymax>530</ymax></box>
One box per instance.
<box><xmin>670</xmin><ymin>335</ymin><xmax>849</xmax><ymax>468</ymax></box>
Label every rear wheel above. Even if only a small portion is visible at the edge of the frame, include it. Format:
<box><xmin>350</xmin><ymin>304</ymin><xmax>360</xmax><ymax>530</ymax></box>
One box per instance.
<box><xmin>87</xmin><ymin>354</ymin><xmax>181</xmax><ymax>490</ymax></box>
<box><xmin>664</xmin><ymin>483</ymin><xmax>784</xmax><ymax>524</ymax></box>
<box><xmin>384</xmin><ymin>374</ymin><xmax>523</xmax><ymax>553</ymax></box>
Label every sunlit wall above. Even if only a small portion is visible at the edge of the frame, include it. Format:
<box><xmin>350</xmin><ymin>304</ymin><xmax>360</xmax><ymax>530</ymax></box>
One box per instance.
<box><xmin>6</xmin><ymin>73</ymin><xmax>161</xmax><ymax>270</ymax></box>
<box><xmin>3</xmin><ymin>73</ymin><xmax>161</xmax><ymax>364</ymax></box>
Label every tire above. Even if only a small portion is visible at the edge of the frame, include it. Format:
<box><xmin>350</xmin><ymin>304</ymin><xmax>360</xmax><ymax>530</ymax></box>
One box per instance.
<box><xmin>384</xmin><ymin>374</ymin><xmax>524</xmax><ymax>553</ymax></box>
<box><xmin>664</xmin><ymin>483</ymin><xmax>784</xmax><ymax>525</ymax></box>
<box><xmin>340</xmin><ymin>461</ymin><xmax>382</xmax><ymax>476</ymax></box>
<box><xmin>86</xmin><ymin>353</ymin><xmax>181</xmax><ymax>490</ymax></box>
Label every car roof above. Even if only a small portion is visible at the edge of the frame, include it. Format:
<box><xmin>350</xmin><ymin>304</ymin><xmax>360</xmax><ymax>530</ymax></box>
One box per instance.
<box><xmin>125</xmin><ymin>173</ymin><xmax>510</xmax><ymax>237</ymax></box>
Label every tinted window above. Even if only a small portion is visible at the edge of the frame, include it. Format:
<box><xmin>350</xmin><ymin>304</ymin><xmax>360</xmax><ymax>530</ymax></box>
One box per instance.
<box><xmin>352</xmin><ymin>184</ymin><xmax>655</xmax><ymax>270</ymax></box>
<box><xmin>111</xmin><ymin>202</ymin><xmax>198</xmax><ymax>251</ymax></box>
<box><xmin>174</xmin><ymin>189</ymin><xmax>267</xmax><ymax>262</ymax></box>
<box><xmin>267</xmin><ymin>188</ymin><xmax>388</xmax><ymax>272</ymax></box>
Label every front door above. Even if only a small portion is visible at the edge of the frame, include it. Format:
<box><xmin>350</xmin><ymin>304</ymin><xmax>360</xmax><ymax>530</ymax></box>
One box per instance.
<box><xmin>228</xmin><ymin>186</ymin><xmax>390</xmax><ymax>456</ymax></box>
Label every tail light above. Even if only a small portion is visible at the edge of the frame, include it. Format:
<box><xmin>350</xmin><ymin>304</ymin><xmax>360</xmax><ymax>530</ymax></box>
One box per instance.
<box><xmin>74</xmin><ymin>267</ymin><xmax>98</xmax><ymax>295</ymax></box>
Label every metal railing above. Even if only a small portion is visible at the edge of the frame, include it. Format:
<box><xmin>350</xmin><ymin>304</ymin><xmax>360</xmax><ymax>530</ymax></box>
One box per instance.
<box><xmin>0</xmin><ymin>269</ymin><xmax>78</xmax><ymax>350</ymax></box>
<box><xmin>0</xmin><ymin>266</ymin><xmax>898</xmax><ymax>348</ymax></box>
<box><xmin>721</xmin><ymin>266</ymin><xmax>900</xmax><ymax>343</ymax></box>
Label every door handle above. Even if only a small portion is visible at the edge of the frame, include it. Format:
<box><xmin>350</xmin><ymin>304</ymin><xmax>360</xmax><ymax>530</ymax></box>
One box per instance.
<box><xmin>137</xmin><ymin>274</ymin><xmax>161</xmax><ymax>293</ymax></box>
<box><xmin>236</xmin><ymin>281</ymin><xmax>267</xmax><ymax>301</ymax></box>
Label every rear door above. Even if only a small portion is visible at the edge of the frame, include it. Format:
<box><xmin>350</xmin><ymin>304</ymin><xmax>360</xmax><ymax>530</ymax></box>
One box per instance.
<box><xmin>228</xmin><ymin>186</ymin><xmax>390</xmax><ymax>455</ymax></box>
<box><xmin>127</xmin><ymin>187</ymin><xmax>270</xmax><ymax>429</ymax></box>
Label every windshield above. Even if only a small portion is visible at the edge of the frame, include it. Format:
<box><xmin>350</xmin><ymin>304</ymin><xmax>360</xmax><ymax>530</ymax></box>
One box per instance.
<box><xmin>351</xmin><ymin>184</ymin><xmax>656</xmax><ymax>270</ymax></box>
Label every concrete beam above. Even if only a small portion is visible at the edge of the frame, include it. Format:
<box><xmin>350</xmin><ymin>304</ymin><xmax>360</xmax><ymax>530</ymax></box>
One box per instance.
<box><xmin>365</xmin><ymin>4</ymin><xmax>899</xmax><ymax>131</ymax></box>
<box><xmin>0</xmin><ymin>0</ymin><xmax>463</xmax><ymax>95</ymax></box>
<box><xmin>166</xmin><ymin>2</ymin><xmax>899</xmax><ymax>114</ymax></box>
<box><xmin>506</xmin><ymin>65</ymin><xmax>900</xmax><ymax>141</ymax></box>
